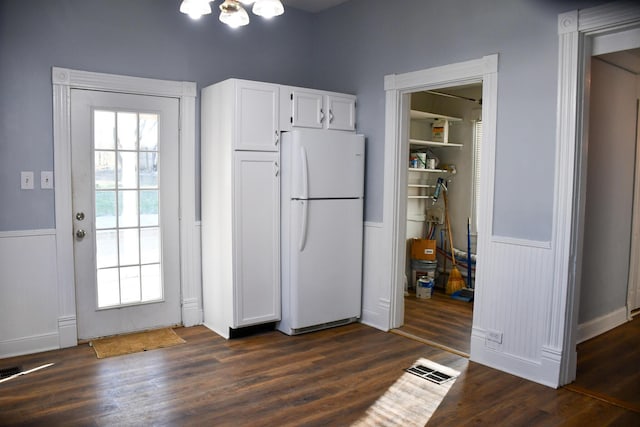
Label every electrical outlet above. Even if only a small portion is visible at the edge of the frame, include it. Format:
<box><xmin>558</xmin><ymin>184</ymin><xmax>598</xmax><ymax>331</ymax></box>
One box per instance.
<box><xmin>486</xmin><ymin>329</ymin><xmax>503</xmax><ymax>344</ymax></box>
<box><xmin>41</xmin><ymin>171</ymin><xmax>54</xmax><ymax>189</ymax></box>
<box><xmin>21</xmin><ymin>171</ymin><xmax>34</xmax><ymax>190</ymax></box>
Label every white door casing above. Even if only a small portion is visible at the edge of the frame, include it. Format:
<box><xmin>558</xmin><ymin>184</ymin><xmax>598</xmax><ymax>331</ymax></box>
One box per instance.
<box><xmin>629</xmin><ymin>78</ymin><xmax>640</xmax><ymax>313</ymax></box>
<box><xmin>71</xmin><ymin>89</ymin><xmax>181</xmax><ymax>340</ymax></box>
<box><xmin>383</xmin><ymin>54</ymin><xmax>498</xmax><ymax>333</ymax></box>
<box><xmin>555</xmin><ymin>2</ymin><xmax>640</xmax><ymax>385</ymax></box>
<box><xmin>52</xmin><ymin>68</ymin><xmax>198</xmax><ymax>348</ymax></box>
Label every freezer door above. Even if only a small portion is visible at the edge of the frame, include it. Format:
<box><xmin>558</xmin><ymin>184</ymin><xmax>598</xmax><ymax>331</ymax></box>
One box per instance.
<box><xmin>288</xmin><ymin>198</ymin><xmax>363</xmax><ymax>330</ymax></box>
<box><xmin>288</xmin><ymin>129</ymin><xmax>365</xmax><ymax>199</ymax></box>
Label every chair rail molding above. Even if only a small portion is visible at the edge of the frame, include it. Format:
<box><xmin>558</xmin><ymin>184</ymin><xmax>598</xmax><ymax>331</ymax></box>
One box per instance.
<box><xmin>52</xmin><ymin>67</ymin><xmax>200</xmax><ymax>348</ymax></box>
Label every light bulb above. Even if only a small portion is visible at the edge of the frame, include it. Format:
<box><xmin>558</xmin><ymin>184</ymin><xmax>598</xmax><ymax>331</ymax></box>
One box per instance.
<box><xmin>252</xmin><ymin>0</ymin><xmax>284</xmax><ymax>19</ymax></box>
<box><xmin>179</xmin><ymin>0</ymin><xmax>212</xmax><ymax>20</ymax></box>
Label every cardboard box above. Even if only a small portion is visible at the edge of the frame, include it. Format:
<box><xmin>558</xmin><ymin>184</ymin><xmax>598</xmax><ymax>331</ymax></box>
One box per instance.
<box><xmin>411</xmin><ymin>239</ymin><xmax>436</xmax><ymax>261</ymax></box>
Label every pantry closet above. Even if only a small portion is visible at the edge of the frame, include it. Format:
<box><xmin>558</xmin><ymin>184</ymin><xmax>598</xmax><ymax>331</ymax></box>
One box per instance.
<box><xmin>399</xmin><ymin>84</ymin><xmax>482</xmax><ymax>354</ymax></box>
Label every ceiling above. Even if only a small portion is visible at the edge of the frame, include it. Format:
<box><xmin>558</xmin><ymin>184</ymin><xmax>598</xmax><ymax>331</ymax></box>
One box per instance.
<box><xmin>284</xmin><ymin>0</ymin><xmax>350</xmax><ymax>13</ymax></box>
<box><xmin>596</xmin><ymin>48</ymin><xmax>640</xmax><ymax>75</ymax></box>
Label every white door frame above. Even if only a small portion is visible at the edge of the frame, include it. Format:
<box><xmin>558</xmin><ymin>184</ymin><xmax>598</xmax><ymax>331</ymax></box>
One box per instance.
<box><xmin>52</xmin><ymin>67</ymin><xmax>200</xmax><ymax>347</ymax></box>
<box><xmin>383</xmin><ymin>55</ymin><xmax>499</xmax><ymax>334</ymax></box>
<box><xmin>555</xmin><ymin>2</ymin><xmax>640</xmax><ymax>385</ymax></box>
<box><xmin>629</xmin><ymin>86</ymin><xmax>640</xmax><ymax>315</ymax></box>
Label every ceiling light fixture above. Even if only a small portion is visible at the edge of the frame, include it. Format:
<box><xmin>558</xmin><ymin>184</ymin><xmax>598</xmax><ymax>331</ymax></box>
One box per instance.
<box><xmin>179</xmin><ymin>0</ymin><xmax>284</xmax><ymax>27</ymax></box>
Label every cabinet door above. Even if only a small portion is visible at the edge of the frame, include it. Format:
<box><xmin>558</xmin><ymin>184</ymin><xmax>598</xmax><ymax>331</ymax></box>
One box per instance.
<box><xmin>235</xmin><ymin>81</ymin><xmax>280</xmax><ymax>151</ymax></box>
<box><xmin>233</xmin><ymin>151</ymin><xmax>281</xmax><ymax>327</ymax></box>
<box><xmin>290</xmin><ymin>89</ymin><xmax>324</xmax><ymax>129</ymax></box>
<box><xmin>327</xmin><ymin>94</ymin><xmax>356</xmax><ymax>131</ymax></box>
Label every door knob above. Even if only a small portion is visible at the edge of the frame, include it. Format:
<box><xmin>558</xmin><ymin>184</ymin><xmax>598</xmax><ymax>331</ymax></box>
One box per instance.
<box><xmin>76</xmin><ymin>212</ymin><xmax>85</xmax><ymax>221</ymax></box>
<box><xmin>76</xmin><ymin>229</ymin><xmax>86</xmax><ymax>239</ymax></box>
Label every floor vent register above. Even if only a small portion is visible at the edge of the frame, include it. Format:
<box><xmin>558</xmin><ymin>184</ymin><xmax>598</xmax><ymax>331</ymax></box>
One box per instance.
<box><xmin>405</xmin><ymin>364</ymin><xmax>456</xmax><ymax>385</ymax></box>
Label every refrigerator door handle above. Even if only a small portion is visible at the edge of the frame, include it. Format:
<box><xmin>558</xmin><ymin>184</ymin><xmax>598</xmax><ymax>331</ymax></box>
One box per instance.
<box><xmin>300</xmin><ymin>146</ymin><xmax>309</xmax><ymax>200</ymax></box>
<box><xmin>299</xmin><ymin>200</ymin><xmax>308</xmax><ymax>252</ymax></box>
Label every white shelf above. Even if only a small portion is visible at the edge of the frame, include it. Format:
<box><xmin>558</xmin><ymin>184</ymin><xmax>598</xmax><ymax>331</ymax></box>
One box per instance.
<box><xmin>408</xmin><ymin>168</ymin><xmax>448</xmax><ymax>173</ymax></box>
<box><xmin>409</xmin><ymin>138</ymin><xmax>463</xmax><ymax>148</ymax></box>
<box><xmin>408</xmin><ymin>184</ymin><xmax>435</xmax><ymax>188</ymax></box>
<box><xmin>408</xmin><ymin>195</ymin><xmax>433</xmax><ymax>199</ymax></box>
<box><xmin>410</xmin><ymin>110</ymin><xmax>462</xmax><ymax>122</ymax></box>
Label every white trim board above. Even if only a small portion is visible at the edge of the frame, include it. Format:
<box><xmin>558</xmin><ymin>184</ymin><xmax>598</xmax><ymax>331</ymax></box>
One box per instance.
<box><xmin>577</xmin><ymin>307</ymin><xmax>628</xmax><ymax>344</ymax></box>
<box><xmin>554</xmin><ymin>2</ymin><xmax>640</xmax><ymax>386</ymax></box>
<box><xmin>0</xmin><ymin>229</ymin><xmax>56</xmax><ymax>238</ymax></box>
<box><xmin>382</xmin><ymin>54</ymin><xmax>498</xmax><ymax>364</ymax></box>
<box><xmin>51</xmin><ymin>67</ymin><xmax>200</xmax><ymax>348</ymax></box>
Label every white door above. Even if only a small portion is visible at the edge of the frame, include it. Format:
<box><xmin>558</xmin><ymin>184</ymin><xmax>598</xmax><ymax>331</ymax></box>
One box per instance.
<box><xmin>290</xmin><ymin>90</ymin><xmax>324</xmax><ymax>129</ymax></box>
<box><xmin>289</xmin><ymin>198</ymin><xmax>363</xmax><ymax>329</ymax></box>
<box><xmin>233</xmin><ymin>151</ymin><xmax>280</xmax><ymax>326</ymax></box>
<box><xmin>234</xmin><ymin>80</ymin><xmax>280</xmax><ymax>151</ymax></box>
<box><xmin>288</xmin><ymin>130</ymin><xmax>365</xmax><ymax>199</ymax></box>
<box><xmin>71</xmin><ymin>89</ymin><xmax>181</xmax><ymax>340</ymax></box>
<box><xmin>326</xmin><ymin>94</ymin><xmax>356</xmax><ymax>131</ymax></box>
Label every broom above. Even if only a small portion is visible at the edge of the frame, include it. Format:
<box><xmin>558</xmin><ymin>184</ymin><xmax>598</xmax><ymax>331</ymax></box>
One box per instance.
<box><xmin>444</xmin><ymin>191</ymin><xmax>465</xmax><ymax>295</ymax></box>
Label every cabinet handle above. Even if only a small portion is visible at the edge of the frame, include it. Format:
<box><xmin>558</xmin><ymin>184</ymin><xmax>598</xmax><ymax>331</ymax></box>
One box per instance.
<box><xmin>329</xmin><ymin>109</ymin><xmax>334</xmax><ymax>123</ymax></box>
<box><xmin>274</xmin><ymin>130</ymin><xmax>279</xmax><ymax>146</ymax></box>
<box><xmin>274</xmin><ymin>161</ymin><xmax>279</xmax><ymax>177</ymax></box>
<box><xmin>320</xmin><ymin>108</ymin><xmax>325</xmax><ymax>124</ymax></box>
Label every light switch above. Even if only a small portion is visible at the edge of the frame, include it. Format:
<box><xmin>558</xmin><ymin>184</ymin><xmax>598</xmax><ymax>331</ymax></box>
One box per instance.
<box><xmin>21</xmin><ymin>171</ymin><xmax>34</xmax><ymax>190</ymax></box>
<box><xmin>41</xmin><ymin>171</ymin><xmax>54</xmax><ymax>189</ymax></box>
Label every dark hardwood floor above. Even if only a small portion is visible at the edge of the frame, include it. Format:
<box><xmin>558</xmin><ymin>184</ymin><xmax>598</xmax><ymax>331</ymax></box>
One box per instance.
<box><xmin>397</xmin><ymin>288</ymin><xmax>473</xmax><ymax>355</ymax></box>
<box><xmin>1</xmin><ymin>323</ymin><xmax>639</xmax><ymax>426</ymax></box>
<box><xmin>566</xmin><ymin>315</ymin><xmax>640</xmax><ymax>413</ymax></box>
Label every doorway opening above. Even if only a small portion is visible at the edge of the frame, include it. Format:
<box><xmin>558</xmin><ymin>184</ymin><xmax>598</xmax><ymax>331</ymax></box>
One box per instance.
<box><xmin>396</xmin><ymin>84</ymin><xmax>482</xmax><ymax>356</ymax></box>
<box><xmin>567</xmin><ymin>44</ymin><xmax>640</xmax><ymax>409</ymax></box>
<box><xmin>51</xmin><ymin>67</ymin><xmax>198</xmax><ymax>348</ymax></box>
<box><xmin>384</xmin><ymin>54</ymin><xmax>498</xmax><ymax>362</ymax></box>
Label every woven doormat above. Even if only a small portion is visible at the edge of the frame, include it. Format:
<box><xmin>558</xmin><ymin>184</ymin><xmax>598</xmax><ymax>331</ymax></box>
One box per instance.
<box><xmin>91</xmin><ymin>328</ymin><xmax>185</xmax><ymax>359</ymax></box>
<box><xmin>352</xmin><ymin>358</ymin><xmax>459</xmax><ymax>427</ymax></box>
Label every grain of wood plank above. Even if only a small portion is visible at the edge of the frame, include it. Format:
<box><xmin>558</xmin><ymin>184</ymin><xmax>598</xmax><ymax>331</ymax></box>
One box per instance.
<box><xmin>1</xmin><ymin>323</ymin><xmax>638</xmax><ymax>426</ymax></box>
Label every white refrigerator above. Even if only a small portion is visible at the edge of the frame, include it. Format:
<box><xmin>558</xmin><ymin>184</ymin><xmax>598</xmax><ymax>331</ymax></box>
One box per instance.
<box><xmin>278</xmin><ymin>129</ymin><xmax>365</xmax><ymax>335</ymax></box>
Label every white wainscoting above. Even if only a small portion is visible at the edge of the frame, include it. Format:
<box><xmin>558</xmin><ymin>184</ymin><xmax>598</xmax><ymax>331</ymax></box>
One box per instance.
<box><xmin>183</xmin><ymin>221</ymin><xmax>203</xmax><ymax>327</ymax></box>
<box><xmin>0</xmin><ymin>221</ymin><xmax>203</xmax><ymax>359</ymax></box>
<box><xmin>361</xmin><ymin>221</ymin><xmax>390</xmax><ymax>331</ymax></box>
<box><xmin>470</xmin><ymin>237</ymin><xmax>560</xmax><ymax>387</ymax></box>
<box><xmin>0</xmin><ymin>229</ymin><xmax>60</xmax><ymax>358</ymax></box>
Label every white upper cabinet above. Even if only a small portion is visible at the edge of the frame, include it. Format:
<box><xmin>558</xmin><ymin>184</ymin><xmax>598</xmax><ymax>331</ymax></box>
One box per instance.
<box><xmin>281</xmin><ymin>87</ymin><xmax>356</xmax><ymax>132</ymax></box>
<box><xmin>289</xmin><ymin>90</ymin><xmax>324</xmax><ymax>129</ymax></box>
<box><xmin>326</xmin><ymin>94</ymin><xmax>356</xmax><ymax>131</ymax></box>
<box><xmin>235</xmin><ymin>80</ymin><xmax>280</xmax><ymax>151</ymax></box>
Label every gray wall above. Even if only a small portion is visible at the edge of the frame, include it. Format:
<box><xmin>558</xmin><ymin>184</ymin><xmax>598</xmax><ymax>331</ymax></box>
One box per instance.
<box><xmin>0</xmin><ymin>0</ymin><xmax>314</xmax><ymax>231</ymax></box>
<box><xmin>1</xmin><ymin>0</ymin><xmax>610</xmax><ymax>241</ymax></box>
<box><xmin>579</xmin><ymin>58</ymin><xmax>637</xmax><ymax>323</ymax></box>
<box><xmin>309</xmin><ymin>0</ymin><xmax>605</xmax><ymax>239</ymax></box>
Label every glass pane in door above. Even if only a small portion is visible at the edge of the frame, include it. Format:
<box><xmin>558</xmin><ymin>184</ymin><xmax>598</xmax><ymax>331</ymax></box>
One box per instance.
<box><xmin>93</xmin><ymin>110</ymin><xmax>163</xmax><ymax>308</ymax></box>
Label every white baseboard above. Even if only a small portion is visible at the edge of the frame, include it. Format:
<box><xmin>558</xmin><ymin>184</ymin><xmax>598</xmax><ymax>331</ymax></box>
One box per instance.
<box><xmin>182</xmin><ymin>297</ymin><xmax>203</xmax><ymax>327</ymax></box>
<box><xmin>360</xmin><ymin>309</ymin><xmax>390</xmax><ymax>332</ymax></box>
<box><xmin>58</xmin><ymin>315</ymin><xmax>77</xmax><ymax>348</ymax></box>
<box><xmin>577</xmin><ymin>307</ymin><xmax>628</xmax><ymax>343</ymax></box>
<box><xmin>470</xmin><ymin>332</ymin><xmax>560</xmax><ymax>388</ymax></box>
<box><xmin>361</xmin><ymin>222</ymin><xmax>390</xmax><ymax>331</ymax></box>
<box><xmin>0</xmin><ymin>332</ymin><xmax>60</xmax><ymax>359</ymax></box>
